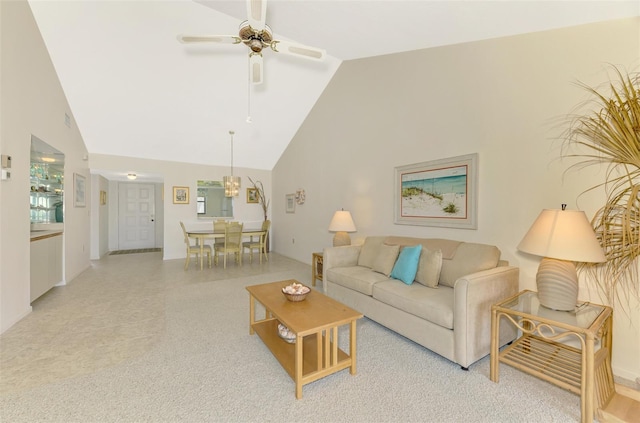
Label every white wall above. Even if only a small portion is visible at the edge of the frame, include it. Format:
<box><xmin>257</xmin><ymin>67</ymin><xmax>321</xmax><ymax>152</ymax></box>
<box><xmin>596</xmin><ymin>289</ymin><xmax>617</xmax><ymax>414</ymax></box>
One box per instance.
<box><xmin>0</xmin><ymin>0</ymin><xmax>90</xmax><ymax>332</ymax></box>
<box><xmin>272</xmin><ymin>18</ymin><xmax>640</xmax><ymax>382</ymax></box>
<box><xmin>89</xmin><ymin>154</ymin><xmax>271</xmax><ymax>260</ymax></box>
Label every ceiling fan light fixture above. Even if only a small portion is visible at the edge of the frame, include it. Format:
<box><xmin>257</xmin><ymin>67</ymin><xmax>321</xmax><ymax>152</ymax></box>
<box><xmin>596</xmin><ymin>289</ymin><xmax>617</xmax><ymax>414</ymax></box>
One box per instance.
<box><xmin>248</xmin><ymin>38</ymin><xmax>263</xmax><ymax>52</ymax></box>
<box><xmin>239</xmin><ymin>20</ymin><xmax>272</xmax><ymax>54</ymax></box>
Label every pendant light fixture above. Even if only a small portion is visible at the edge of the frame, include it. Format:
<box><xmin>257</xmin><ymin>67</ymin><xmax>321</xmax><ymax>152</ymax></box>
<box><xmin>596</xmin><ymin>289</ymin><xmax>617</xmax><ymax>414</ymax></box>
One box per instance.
<box><xmin>223</xmin><ymin>130</ymin><xmax>240</xmax><ymax>197</ymax></box>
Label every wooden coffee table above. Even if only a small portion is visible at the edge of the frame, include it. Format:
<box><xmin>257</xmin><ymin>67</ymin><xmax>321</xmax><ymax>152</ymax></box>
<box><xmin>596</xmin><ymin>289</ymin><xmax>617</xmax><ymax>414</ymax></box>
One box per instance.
<box><xmin>246</xmin><ymin>280</ymin><xmax>363</xmax><ymax>399</ymax></box>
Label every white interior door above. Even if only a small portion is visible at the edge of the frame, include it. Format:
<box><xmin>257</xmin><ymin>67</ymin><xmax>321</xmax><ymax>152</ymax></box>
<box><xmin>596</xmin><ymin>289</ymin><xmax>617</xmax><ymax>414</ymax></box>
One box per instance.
<box><xmin>118</xmin><ymin>183</ymin><xmax>156</xmax><ymax>250</ymax></box>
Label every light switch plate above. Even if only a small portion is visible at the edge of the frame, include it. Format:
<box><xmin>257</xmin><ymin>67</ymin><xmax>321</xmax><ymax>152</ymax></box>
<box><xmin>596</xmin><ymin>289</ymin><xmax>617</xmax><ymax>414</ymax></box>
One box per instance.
<box><xmin>1</xmin><ymin>154</ymin><xmax>11</xmax><ymax>168</ymax></box>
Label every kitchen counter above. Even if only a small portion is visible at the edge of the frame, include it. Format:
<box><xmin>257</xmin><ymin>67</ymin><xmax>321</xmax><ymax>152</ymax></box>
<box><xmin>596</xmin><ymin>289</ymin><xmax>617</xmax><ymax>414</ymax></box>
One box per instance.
<box><xmin>30</xmin><ymin>230</ymin><xmax>63</xmax><ymax>242</ymax></box>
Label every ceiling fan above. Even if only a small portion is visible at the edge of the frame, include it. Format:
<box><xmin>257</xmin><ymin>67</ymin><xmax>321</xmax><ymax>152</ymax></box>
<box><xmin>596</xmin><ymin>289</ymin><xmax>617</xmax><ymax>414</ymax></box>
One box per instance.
<box><xmin>178</xmin><ymin>0</ymin><xmax>326</xmax><ymax>85</ymax></box>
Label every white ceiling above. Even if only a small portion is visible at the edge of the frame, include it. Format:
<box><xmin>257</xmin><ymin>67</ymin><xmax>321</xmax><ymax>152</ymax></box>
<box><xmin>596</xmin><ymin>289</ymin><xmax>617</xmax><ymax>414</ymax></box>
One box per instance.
<box><xmin>28</xmin><ymin>0</ymin><xmax>640</xmax><ymax>181</ymax></box>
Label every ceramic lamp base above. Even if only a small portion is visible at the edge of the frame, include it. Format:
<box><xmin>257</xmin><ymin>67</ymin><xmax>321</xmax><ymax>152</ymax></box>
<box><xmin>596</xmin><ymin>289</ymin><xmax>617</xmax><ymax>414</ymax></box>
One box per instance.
<box><xmin>333</xmin><ymin>231</ymin><xmax>351</xmax><ymax>247</ymax></box>
<box><xmin>536</xmin><ymin>257</ymin><xmax>578</xmax><ymax>311</ymax></box>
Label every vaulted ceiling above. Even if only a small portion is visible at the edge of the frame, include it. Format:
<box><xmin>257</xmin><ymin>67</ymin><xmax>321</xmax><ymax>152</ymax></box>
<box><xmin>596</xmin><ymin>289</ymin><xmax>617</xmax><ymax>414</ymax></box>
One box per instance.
<box><xmin>28</xmin><ymin>0</ymin><xmax>640</xmax><ymax>179</ymax></box>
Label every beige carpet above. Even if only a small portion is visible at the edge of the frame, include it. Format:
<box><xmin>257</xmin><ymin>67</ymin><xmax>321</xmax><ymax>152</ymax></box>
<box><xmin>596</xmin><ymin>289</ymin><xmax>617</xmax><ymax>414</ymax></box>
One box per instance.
<box><xmin>0</xmin><ymin>252</ymin><xmax>582</xmax><ymax>422</ymax></box>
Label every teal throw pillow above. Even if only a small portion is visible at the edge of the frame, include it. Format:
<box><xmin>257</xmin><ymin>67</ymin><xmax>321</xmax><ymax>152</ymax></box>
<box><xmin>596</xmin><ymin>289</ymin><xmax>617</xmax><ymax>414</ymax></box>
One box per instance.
<box><xmin>390</xmin><ymin>244</ymin><xmax>422</xmax><ymax>285</ymax></box>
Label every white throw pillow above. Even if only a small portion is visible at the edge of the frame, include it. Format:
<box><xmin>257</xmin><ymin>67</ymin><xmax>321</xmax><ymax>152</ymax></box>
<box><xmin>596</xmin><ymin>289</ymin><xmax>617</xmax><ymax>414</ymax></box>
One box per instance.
<box><xmin>357</xmin><ymin>237</ymin><xmax>386</xmax><ymax>268</ymax></box>
<box><xmin>415</xmin><ymin>248</ymin><xmax>443</xmax><ymax>288</ymax></box>
<box><xmin>372</xmin><ymin>244</ymin><xmax>400</xmax><ymax>277</ymax></box>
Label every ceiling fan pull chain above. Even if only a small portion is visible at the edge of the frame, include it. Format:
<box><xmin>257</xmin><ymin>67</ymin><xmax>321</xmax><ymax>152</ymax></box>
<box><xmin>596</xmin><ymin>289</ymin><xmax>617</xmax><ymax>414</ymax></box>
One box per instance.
<box><xmin>247</xmin><ymin>56</ymin><xmax>252</xmax><ymax>123</ymax></box>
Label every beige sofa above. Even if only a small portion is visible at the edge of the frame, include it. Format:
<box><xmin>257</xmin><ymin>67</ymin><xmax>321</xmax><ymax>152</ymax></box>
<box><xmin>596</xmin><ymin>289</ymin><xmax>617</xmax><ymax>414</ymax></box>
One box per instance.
<box><xmin>323</xmin><ymin>236</ymin><xmax>519</xmax><ymax>369</ymax></box>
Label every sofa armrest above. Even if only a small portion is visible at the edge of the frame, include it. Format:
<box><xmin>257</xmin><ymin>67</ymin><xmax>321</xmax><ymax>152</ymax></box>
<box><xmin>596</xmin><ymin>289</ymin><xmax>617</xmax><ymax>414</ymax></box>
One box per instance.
<box><xmin>453</xmin><ymin>266</ymin><xmax>519</xmax><ymax>368</ymax></box>
<box><xmin>322</xmin><ymin>245</ymin><xmax>362</xmax><ymax>293</ymax></box>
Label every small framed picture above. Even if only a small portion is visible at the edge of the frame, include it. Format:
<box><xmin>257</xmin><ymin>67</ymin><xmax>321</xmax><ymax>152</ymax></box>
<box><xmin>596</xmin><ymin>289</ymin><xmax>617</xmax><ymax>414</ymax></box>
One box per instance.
<box><xmin>286</xmin><ymin>193</ymin><xmax>295</xmax><ymax>213</ymax></box>
<box><xmin>247</xmin><ymin>188</ymin><xmax>258</xmax><ymax>203</ymax></box>
<box><xmin>173</xmin><ymin>186</ymin><xmax>189</xmax><ymax>204</ymax></box>
<box><xmin>74</xmin><ymin>173</ymin><xmax>86</xmax><ymax>207</ymax></box>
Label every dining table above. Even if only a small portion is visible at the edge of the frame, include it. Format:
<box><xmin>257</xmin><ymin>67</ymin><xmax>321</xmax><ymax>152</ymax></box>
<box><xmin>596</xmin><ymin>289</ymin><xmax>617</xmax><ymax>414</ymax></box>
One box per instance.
<box><xmin>186</xmin><ymin>228</ymin><xmax>267</xmax><ymax>270</ymax></box>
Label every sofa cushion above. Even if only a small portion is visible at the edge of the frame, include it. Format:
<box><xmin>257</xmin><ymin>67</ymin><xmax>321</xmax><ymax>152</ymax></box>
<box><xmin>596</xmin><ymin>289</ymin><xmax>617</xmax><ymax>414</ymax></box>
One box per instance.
<box><xmin>384</xmin><ymin>237</ymin><xmax>460</xmax><ymax>260</ymax></box>
<box><xmin>372</xmin><ymin>244</ymin><xmax>400</xmax><ymax>277</ymax></box>
<box><xmin>372</xmin><ymin>281</ymin><xmax>454</xmax><ymax>329</ymax></box>
<box><xmin>390</xmin><ymin>244</ymin><xmax>422</xmax><ymax>285</ymax></box>
<box><xmin>439</xmin><ymin>243</ymin><xmax>501</xmax><ymax>288</ymax></box>
<box><xmin>326</xmin><ymin>266</ymin><xmax>389</xmax><ymax>296</ymax></box>
<box><xmin>415</xmin><ymin>248</ymin><xmax>443</xmax><ymax>288</ymax></box>
<box><xmin>357</xmin><ymin>236</ymin><xmax>386</xmax><ymax>268</ymax></box>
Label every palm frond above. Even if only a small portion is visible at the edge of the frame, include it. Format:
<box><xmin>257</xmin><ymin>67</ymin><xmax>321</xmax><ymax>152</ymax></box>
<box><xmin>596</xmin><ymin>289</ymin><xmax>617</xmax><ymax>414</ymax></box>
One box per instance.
<box><xmin>248</xmin><ymin>177</ymin><xmax>269</xmax><ymax>221</ymax></box>
<box><xmin>562</xmin><ymin>66</ymin><xmax>640</xmax><ymax>311</ymax></box>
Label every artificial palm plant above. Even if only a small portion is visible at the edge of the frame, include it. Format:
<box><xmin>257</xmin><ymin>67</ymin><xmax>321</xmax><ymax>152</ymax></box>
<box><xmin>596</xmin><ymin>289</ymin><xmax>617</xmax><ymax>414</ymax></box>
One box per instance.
<box><xmin>248</xmin><ymin>177</ymin><xmax>270</xmax><ymax>251</ymax></box>
<box><xmin>561</xmin><ymin>66</ymin><xmax>640</xmax><ymax>309</ymax></box>
<box><xmin>248</xmin><ymin>177</ymin><xmax>269</xmax><ymax>222</ymax></box>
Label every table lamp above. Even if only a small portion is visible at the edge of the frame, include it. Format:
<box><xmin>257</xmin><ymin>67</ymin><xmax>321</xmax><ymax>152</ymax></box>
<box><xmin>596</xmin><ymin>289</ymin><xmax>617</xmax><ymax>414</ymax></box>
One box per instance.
<box><xmin>329</xmin><ymin>210</ymin><xmax>356</xmax><ymax>247</ymax></box>
<box><xmin>517</xmin><ymin>205</ymin><xmax>606</xmax><ymax>311</ymax></box>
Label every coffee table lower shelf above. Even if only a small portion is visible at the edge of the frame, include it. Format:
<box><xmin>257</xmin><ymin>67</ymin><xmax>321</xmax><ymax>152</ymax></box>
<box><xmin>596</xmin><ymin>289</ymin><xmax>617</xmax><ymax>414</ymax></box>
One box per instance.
<box><xmin>252</xmin><ymin>319</ymin><xmax>352</xmax><ymax>390</ymax></box>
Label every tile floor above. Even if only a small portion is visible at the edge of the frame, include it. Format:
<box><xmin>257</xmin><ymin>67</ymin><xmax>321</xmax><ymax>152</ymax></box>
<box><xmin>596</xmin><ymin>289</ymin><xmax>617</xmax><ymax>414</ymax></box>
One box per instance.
<box><xmin>0</xmin><ymin>251</ymin><xmax>308</xmax><ymax>395</ymax></box>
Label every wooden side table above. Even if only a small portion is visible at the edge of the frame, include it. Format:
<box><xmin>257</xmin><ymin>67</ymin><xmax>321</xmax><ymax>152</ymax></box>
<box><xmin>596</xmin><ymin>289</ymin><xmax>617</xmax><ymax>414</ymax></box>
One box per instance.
<box><xmin>311</xmin><ymin>252</ymin><xmax>323</xmax><ymax>286</ymax></box>
<box><xmin>490</xmin><ymin>290</ymin><xmax>614</xmax><ymax>423</ymax></box>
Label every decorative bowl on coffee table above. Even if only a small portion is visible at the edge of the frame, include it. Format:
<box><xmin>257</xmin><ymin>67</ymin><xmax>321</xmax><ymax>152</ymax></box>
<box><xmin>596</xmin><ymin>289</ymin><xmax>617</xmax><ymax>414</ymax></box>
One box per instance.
<box><xmin>282</xmin><ymin>282</ymin><xmax>311</xmax><ymax>302</ymax></box>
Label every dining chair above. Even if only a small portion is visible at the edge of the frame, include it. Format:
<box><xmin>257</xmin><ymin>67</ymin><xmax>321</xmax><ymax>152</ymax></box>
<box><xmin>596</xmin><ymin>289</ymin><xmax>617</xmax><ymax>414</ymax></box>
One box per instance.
<box><xmin>213</xmin><ymin>220</ymin><xmax>227</xmax><ymax>231</ymax></box>
<box><xmin>214</xmin><ymin>222</ymin><xmax>243</xmax><ymax>268</ymax></box>
<box><xmin>243</xmin><ymin>220</ymin><xmax>270</xmax><ymax>264</ymax></box>
<box><xmin>213</xmin><ymin>220</ymin><xmax>227</xmax><ymax>248</ymax></box>
<box><xmin>180</xmin><ymin>221</ymin><xmax>212</xmax><ymax>270</ymax></box>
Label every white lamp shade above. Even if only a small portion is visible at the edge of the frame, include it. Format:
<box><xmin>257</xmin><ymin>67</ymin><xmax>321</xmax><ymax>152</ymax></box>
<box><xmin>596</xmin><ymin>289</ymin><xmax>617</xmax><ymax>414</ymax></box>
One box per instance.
<box><xmin>517</xmin><ymin>209</ymin><xmax>605</xmax><ymax>263</ymax></box>
<box><xmin>328</xmin><ymin>210</ymin><xmax>356</xmax><ymax>233</ymax></box>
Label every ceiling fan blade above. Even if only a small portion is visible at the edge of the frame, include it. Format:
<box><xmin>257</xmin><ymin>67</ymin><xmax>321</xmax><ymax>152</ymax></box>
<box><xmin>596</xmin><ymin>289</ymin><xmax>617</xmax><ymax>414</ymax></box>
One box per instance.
<box><xmin>177</xmin><ymin>34</ymin><xmax>241</xmax><ymax>44</ymax></box>
<box><xmin>270</xmin><ymin>40</ymin><xmax>326</xmax><ymax>61</ymax></box>
<box><xmin>247</xmin><ymin>0</ymin><xmax>267</xmax><ymax>31</ymax></box>
<box><xmin>249</xmin><ymin>53</ymin><xmax>263</xmax><ymax>85</ymax></box>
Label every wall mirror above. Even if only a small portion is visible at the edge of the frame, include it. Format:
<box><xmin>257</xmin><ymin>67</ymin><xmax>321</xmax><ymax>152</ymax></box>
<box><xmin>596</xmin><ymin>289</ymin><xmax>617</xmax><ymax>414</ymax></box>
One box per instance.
<box><xmin>197</xmin><ymin>180</ymin><xmax>233</xmax><ymax>218</ymax></box>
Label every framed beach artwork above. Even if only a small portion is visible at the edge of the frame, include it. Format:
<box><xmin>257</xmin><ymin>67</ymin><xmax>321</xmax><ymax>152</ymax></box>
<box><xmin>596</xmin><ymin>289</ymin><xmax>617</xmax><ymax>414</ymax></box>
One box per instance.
<box><xmin>394</xmin><ymin>153</ymin><xmax>478</xmax><ymax>229</ymax></box>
